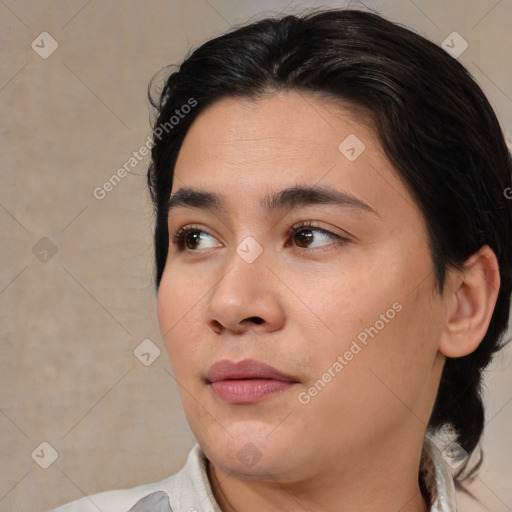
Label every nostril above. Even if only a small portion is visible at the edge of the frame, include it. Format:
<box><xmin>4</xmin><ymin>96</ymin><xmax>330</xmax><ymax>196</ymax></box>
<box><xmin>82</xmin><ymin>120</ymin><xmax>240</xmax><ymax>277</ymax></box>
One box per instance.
<box><xmin>247</xmin><ymin>316</ymin><xmax>264</xmax><ymax>324</ymax></box>
<box><xmin>211</xmin><ymin>320</ymin><xmax>223</xmax><ymax>333</ymax></box>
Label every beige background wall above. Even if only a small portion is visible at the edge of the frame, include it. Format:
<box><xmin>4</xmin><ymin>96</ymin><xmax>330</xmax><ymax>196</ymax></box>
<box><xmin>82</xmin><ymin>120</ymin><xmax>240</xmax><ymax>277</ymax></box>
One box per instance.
<box><xmin>1</xmin><ymin>1</ymin><xmax>511</xmax><ymax>511</ymax></box>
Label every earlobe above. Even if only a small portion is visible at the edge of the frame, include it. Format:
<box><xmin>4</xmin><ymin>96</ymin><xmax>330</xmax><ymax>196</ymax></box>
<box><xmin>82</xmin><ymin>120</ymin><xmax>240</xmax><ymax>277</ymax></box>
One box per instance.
<box><xmin>439</xmin><ymin>245</ymin><xmax>500</xmax><ymax>358</ymax></box>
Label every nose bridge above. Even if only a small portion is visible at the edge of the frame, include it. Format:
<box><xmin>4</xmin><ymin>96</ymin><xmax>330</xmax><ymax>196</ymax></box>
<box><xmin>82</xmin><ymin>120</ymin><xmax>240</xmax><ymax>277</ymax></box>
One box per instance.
<box><xmin>211</xmin><ymin>238</ymin><xmax>268</xmax><ymax>309</ymax></box>
<box><xmin>203</xmin><ymin>238</ymin><xmax>285</xmax><ymax>333</ymax></box>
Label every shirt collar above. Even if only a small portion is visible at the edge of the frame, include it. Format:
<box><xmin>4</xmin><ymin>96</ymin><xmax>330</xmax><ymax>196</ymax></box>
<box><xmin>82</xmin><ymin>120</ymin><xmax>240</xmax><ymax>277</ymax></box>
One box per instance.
<box><xmin>420</xmin><ymin>436</ymin><xmax>458</xmax><ymax>511</ymax></box>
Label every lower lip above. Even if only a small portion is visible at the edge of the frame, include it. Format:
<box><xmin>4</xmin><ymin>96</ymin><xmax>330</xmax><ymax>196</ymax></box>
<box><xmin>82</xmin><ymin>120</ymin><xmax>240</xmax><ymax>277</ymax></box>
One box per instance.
<box><xmin>210</xmin><ymin>379</ymin><xmax>296</xmax><ymax>404</ymax></box>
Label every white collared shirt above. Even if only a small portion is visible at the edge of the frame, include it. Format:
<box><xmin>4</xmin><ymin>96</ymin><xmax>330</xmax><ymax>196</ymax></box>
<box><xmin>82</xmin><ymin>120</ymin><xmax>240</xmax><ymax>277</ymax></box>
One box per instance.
<box><xmin>48</xmin><ymin>437</ymin><xmax>457</xmax><ymax>512</ymax></box>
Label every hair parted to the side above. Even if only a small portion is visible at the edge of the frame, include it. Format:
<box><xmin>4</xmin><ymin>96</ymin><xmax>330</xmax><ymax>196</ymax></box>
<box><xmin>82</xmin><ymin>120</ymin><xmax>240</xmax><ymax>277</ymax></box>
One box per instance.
<box><xmin>147</xmin><ymin>8</ymin><xmax>512</xmax><ymax>492</ymax></box>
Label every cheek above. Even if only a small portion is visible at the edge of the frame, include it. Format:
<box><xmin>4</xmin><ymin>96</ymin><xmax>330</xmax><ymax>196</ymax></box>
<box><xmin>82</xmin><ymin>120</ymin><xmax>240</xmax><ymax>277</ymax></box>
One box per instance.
<box><xmin>156</xmin><ymin>269</ymin><xmax>203</xmax><ymax>368</ymax></box>
<box><xmin>355</xmin><ymin>280</ymin><xmax>442</xmax><ymax>405</ymax></box>
<box><xmin>306</xmin><ymin>265</ymin><xmax>399</xmax><ymax>347</ymax></box>
<box><xmin>306</xmin><ymin>291</ymin><xmax>441</xmax><ymax>434</ymax></box>
<box><xmin>306</xmin><ymin>257</ymin><xmax>439</xmax><ymax>384</ymax></box>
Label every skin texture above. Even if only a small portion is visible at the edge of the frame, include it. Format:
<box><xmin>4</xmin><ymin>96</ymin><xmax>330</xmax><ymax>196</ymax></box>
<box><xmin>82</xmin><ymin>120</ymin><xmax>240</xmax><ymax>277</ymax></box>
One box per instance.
<box><xmin>156</xmin><ymin>91</ymin><xmax>500</xmax><ymax>512</ymax></box>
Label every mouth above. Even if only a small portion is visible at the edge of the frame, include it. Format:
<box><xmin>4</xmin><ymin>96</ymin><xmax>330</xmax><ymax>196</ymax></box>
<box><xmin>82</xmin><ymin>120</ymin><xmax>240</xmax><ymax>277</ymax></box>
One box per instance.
<box><xmin>205</xmin><ymin>359</ymin><xmax>300</xmax><ymax>404</ymax></box>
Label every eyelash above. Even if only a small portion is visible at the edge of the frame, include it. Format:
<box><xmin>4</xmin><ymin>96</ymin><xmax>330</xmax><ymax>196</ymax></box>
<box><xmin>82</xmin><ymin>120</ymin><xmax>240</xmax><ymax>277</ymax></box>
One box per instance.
<box><xmin>171</xmin><ymin>220</ymin><xmax>349</xmax><ymax>253</ymax></box>
<box><xmin>287</xmin><ymin>220</ymin><xmax>348</xmax><ymax>252</ymax></box>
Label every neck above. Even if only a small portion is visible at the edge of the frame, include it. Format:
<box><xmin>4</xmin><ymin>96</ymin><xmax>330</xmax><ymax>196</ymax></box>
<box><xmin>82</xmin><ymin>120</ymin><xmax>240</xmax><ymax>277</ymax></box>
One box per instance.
<box><xmin>207</xmin><ymin>441</ymin><xmax>431</xmax><ymax>512</ymax></box>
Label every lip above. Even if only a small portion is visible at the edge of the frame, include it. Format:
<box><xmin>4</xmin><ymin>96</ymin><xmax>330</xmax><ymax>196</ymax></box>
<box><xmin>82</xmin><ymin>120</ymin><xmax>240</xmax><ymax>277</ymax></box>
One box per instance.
<box><xmin>206</xmin><ymin>359</ymin><xmax>299</xmax><ymax>404</ymax></box>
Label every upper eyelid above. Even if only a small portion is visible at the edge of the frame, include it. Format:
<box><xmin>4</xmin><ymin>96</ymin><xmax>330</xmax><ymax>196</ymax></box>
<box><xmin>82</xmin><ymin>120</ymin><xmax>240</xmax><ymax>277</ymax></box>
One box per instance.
<box><xmin>173</xmin><ymin>221</ymin><xmax>337</xmax><ymax>237</ymax></box>
<box><xmin>287</xmin><ymin>219</ymin><xmax>354</xmax><ymax>240</ymax></box>
<box><xmin>290</xmin><ymin>220</ymin><xmax>335</xmax><ymax>232</ymax></box>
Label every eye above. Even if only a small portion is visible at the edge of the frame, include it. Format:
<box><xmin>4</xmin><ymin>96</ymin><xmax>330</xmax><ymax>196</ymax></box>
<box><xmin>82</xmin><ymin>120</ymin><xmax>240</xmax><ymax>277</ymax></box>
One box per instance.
<box><xmin>171</xmin><ymin>222</ymin><xmax>348</xmax><ymax>253</ymax></box>
<box><xmin>172</xmin><ymin>225</ymin><xmax>221</xmax><ymax>251</ymax></box>
<box><xmin>289</xmin><ymin>222</ymin><xmax>347</xmax><ymax>250</ymax></box>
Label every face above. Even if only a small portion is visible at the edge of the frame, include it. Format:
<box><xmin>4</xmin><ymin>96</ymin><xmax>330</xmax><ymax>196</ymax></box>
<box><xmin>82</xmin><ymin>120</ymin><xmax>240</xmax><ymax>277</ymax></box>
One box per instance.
<box><xmin>157</xmin><ymin>91</ymin><xmax>447</xmax><ymax>483</ymax></box>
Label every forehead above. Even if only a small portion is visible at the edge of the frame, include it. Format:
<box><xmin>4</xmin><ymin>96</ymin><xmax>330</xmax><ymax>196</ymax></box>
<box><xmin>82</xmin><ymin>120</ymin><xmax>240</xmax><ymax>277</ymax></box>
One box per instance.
<box><xmin>172</xmin><ymin>91</ymin><xmax>419</xmax><ymax>222</ymax></box>
<box><xmin>175</xmin><ymin>92</ymin><xmax>369</xmax><ymax>175</ymax></box>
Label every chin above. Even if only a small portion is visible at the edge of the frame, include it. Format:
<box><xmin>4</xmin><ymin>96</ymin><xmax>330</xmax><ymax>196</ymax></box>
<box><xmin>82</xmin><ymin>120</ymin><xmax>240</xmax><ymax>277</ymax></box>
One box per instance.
<box><xmin>192</xmin><ymin>420</ymin><xmax>313</xmax><ymax>481</ymax></box>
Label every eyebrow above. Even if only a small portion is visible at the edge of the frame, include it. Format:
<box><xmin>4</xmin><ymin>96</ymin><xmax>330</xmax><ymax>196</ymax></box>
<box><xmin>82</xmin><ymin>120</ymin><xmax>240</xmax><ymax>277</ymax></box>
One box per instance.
<box><xmin>167</xmin><ymin>185</ymin><xmax>379</xmax><ymax>216</ymax></box>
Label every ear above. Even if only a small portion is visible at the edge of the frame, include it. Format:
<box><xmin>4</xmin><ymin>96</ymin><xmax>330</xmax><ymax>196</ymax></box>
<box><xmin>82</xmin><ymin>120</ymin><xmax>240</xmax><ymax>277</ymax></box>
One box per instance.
<box><xmin>439</xmin><ymin>245</ymin><xmax>500</xmax><ymax>358</ymax></box>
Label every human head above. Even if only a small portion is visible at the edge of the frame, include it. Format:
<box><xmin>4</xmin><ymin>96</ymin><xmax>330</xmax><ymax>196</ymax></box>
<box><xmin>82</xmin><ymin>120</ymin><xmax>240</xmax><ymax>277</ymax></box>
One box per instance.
<box><xmin>147</xmin><ymin>8</ymin><xmax>512</xmax><ymax>486</ymax></box>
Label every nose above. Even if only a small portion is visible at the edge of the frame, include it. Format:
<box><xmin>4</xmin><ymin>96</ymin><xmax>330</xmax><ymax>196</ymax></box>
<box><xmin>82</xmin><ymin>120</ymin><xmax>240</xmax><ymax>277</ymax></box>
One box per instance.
<box><xmin>202</xmin><ymin>248</ymin><xmax>286</xmax><ymax>335</ymax></box>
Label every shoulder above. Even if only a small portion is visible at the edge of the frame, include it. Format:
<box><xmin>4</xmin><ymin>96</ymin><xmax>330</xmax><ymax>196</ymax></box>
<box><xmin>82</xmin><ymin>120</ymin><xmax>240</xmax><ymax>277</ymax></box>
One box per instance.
<box><xmin>46</xmin><ymin>444</ymin><xmax>216</xmax><ymax>512</ymax></box>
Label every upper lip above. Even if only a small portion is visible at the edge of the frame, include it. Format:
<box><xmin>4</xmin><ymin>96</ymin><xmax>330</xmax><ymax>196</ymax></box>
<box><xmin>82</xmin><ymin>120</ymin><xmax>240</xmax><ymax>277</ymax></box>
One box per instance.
<box><xmin>206</xmin><ymin>359</ymin><xmax>298</xmax><ymax>383</ymax></box>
